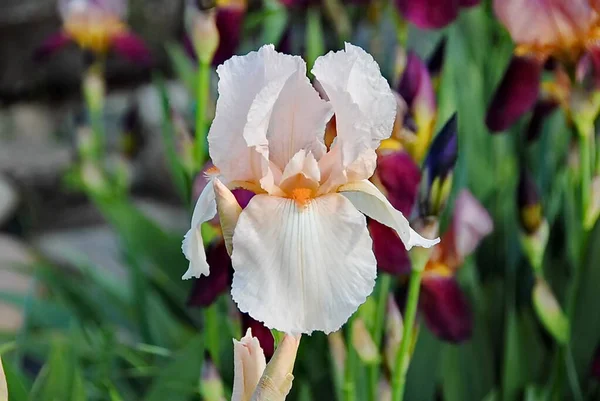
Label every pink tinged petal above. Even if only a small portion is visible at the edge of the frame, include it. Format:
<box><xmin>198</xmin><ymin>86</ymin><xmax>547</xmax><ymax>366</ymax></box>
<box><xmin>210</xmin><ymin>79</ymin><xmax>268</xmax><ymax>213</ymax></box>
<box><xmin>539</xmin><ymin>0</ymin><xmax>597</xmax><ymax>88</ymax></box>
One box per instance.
<box><xmin>339</xmin><ymin>179</ymin><xmax>439</xmax><ymax>250</ymax></box>
<box><xmin>209</xmin><ymin>45</ymin><xmax>314</xmax><ymax>192</ymax></box>
<box><xmin>493</xmin><ymin>0</ymin><xmax>593</xmax><ymax>48</ymax></box>
<box><xmin>395</xmin><ymin>0</ymin><xmax>461</xmax><ymax>30</ymax></box>
<box><xmin>111</xmin><ymin>32</ymin><xmax>153</xmax><ymax>65</ymax></box>
<box><xmin>312</xmin><ymin>43</ymin><xmax>397</xmax><ymax>184</ymax></box>
<box><xmin>420</xmin><ymin>275</ymin><xmax>472</xmax><ymax>343</ymax></box>
<box><xmin>369</xmin><ymin>220</ymin><xmax>411</xmax><ymax>275</ymax></box>
<box><xmin>376</xmin><ymin>152</ymin><xmax>421</xmax><ymax>214</ymax></box>
<box><xmin>526</xmin><ymin>100</ymin><xmax>558</xmax><ymax>142</ymax></box>
<box><xmin>213</xmin><ymin>8</ymin><xmax>245</xmax><ymax>66</ymax></box>
<box><xmin>34</xmin><ymin>32</ymin><xmax>72</xmax><ymax>62</ymax></box>
<box><xmin>182</xmin><ymin>179</ymin><xmax>217</xmax><ymax>279</ymax></box>
<box><xmin>447</xmin><ymin>190</ymin><xmax>493</xmax><ymax>262</ymax></box>
<box><xmin>397</xmin><ymin>51</ymin><xmax>436</xmax><ymax>127</ymax></box>
<box><xmin>232</xmin><ymin>328</ymin><xmax>267</xmax><ymax>401</ymax></box>
<box><xmin>231</xmin><ymin>193</ymin><xmax>377</xmax><ymax>334</ymax></box>
<box><xmin>187</xmin><ymin>240</ymin><xmax>232</xmax><ymax>307</ymax></box>
<box><xmin>486</xmin><ymin>56</ymin><xmax>542</xmax><ymax>132</ymax></box>
<box><xmin>242</xmin><ymin>313</ymin><xmax>275</xmax><ymax>360</ymax></box>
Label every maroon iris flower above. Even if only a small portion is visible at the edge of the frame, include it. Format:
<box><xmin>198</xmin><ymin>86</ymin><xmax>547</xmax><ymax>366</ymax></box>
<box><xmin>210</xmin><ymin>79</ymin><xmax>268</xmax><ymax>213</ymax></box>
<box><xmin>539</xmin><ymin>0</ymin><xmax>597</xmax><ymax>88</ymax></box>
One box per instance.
<box><xmin>395</xmin><ymin>0</ymin><xmax>481</xmax><ymax>30</ymax></box>
<box><xmin>35</xmin><ymin>0</ymin><xmax>151</xmax><ymax>65</ymax></box>
<box><xmin>486</xmin><ymin>0</ymin><xmax>600</xmax><ymax>135</ymax></box>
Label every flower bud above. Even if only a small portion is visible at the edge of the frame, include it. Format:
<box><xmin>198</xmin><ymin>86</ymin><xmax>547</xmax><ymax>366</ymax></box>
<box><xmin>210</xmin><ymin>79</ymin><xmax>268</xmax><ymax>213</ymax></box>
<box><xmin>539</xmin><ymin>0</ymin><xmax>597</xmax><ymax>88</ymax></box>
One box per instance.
<box><xmin>351</xmin><ymin>318</ymin><xmax>379</xmax><ymax>365</ymax></box>
<box><xmin>186</xmin><ymin>1</ymin><xmax>220</xmax><ymax>65</ymax></box>
<box><xmin>418</xmin><ymin>114</ymin><xmax>458</xmax><ymax>218</ymax></box>
<box><xmin>532</xmin><ymin>278</ymin><xmax>570</xmax><ymax>345</ymax></box>
<box><xmin>232</xmin><ymin>329</ymin><xmax>267</xmax><ymax>401</ymax></box>
<box><xmin>384</xmin><ymin>296</ymin><xmax>403</xmax><ymax>373</ymax></box>
<box><xmin>517</xmin><ymin>168</ymin><xmax>543</xmax><ymax>234</ymax></box>
<box><xmin>252</xmin><ymin>334</ymin><xmax>300</xmax><ymax>401</ymax></box>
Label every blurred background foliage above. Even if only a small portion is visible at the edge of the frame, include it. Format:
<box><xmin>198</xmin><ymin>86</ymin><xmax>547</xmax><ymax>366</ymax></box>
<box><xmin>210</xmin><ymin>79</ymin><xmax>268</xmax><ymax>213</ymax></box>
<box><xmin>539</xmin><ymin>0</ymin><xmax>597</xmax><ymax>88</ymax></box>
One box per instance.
<box><xmin>0</xmin><ymin>0</ymin><xmax>599</xmax><ymax>400</ymax></box>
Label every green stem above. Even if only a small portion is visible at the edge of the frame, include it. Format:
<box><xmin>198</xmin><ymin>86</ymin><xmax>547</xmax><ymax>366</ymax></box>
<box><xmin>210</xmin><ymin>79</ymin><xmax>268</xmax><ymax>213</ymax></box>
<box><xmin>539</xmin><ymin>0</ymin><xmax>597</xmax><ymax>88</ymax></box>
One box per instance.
<box><xmin>205</xmin><ymin>303</ymin><xmax>221</xmax><ymax>370</ymax></box>
<box><xmin>195</xmin><ymin>61</ymin><xmax>211</xmax><ymax>167</ymax></box>
<box><xmin>344</xmin><ymin>316</ymin><xmax>358</xmax><ymax>401</ymax></box>
<box><xmin>367</xmin><ymin>274</ymin><xmax>392</xmax><ymax>401</ymax></box>
<box><xmin>83</xmin><ymin>63</ymin><xmax>106</xmax><ymax>160</ymax></box>
<box><xmin>391</xmin><ymin>268</ymin><xmax>424</xmax><ymax>401</ymax></box>
<box><xmin>580</xmin><ymin>132</ymin><xmax>592</xmax><ymax>229</ymax></box>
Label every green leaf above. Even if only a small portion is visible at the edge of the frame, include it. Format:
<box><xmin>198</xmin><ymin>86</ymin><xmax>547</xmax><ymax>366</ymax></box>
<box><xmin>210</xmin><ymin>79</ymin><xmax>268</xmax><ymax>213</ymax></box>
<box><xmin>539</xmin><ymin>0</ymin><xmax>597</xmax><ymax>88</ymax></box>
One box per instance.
<box><xmin>144</xmin><ymin>335</ymin><xmax>204</xmax><ymax>401</ymax></box>
<box><xmin>165</xmin><ymin>43</ymin><xmax>197</xmax><ymax>94</ymax></box>
<box><xmin>260</xmin><ymin>0</ymin><xmax>289</xmax><ymax>47</ymax></box>
<box><xmin>29</xmin><ymin>340</ymin><xmax>87</xmax><ymax>401</ymax></box>
<box><xmin>1</xmin><ymin>359</ymin><xmax>29</xmax><ymax>401</ymax></box>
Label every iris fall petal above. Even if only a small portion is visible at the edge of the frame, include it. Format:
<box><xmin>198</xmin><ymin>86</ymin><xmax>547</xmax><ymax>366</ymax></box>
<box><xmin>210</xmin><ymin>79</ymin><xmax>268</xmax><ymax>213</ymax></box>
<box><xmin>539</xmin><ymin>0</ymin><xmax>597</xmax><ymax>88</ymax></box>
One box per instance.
<box><xmin>231</xmin><ymin>194</ymin><xmax>377</xmax><ymax>334</ymax></box>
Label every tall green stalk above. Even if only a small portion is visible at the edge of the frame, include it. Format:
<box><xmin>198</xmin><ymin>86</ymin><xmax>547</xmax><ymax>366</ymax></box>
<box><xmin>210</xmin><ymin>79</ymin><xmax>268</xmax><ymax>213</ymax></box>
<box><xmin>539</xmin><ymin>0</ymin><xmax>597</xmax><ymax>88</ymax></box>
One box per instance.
<box><xmin>391</xmin><ymin>247</ymin><xmax>429</xmax><ymax>401</ymax></box>
<box><xmin>367</xmin><ymin>274</ymin><xmax>392</xmax><ymax>401</ymax></box>
<box><xmin>344</xmin><ymin>316</ymin><xmax>358</xmax><ymax>401</ymax></box>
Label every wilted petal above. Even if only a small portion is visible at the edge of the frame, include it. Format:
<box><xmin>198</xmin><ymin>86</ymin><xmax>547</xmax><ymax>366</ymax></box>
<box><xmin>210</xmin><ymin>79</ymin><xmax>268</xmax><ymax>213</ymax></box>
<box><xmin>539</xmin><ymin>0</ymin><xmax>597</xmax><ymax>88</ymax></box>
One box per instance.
<box><xmin>446</xmin><ymin>190</ymin><xmax>493</xmax><ymax>263</ymax></box>
<box><xmin>493</xmin><ymin>0</ymin><xmax>593</xmax><ymax>49</ymax></box>
<box><xmin>231</xmin><ymin>194</ymin><xmax>377</xmax><ymax>334</ymax></box>
<box><xmin>312</xmin><ymin>43</ymin><xmax>396</xmax><ymax>179</ymax></box>
<box><xmin>182</xmin><ymin>180</ymin><xmax>217</xmax><ymax>279</ymax></box>
<box><xmin>242</xmin><ymin>313</ymin><xmax>275</xmax><ymax>360</ymax></box>
<box><xmin>34</xmin><ymin>32</ymin><xmax>72</xmax><ymax>62</ymax></box>
<box><xmin>187</xmin><ymin>240</ymin><xmax>232</xmax><ymax>307</ymax></box>
<box><xmin>420</xmin><ymin>274</ymin><xmax>472</xmax><ymax>343</ymax></box>
<box><xmin>213</xmin><ymin>8</ymin><xmax>245</xmax><ymax>66</ymax></box>
<box><xmin>486</xmin><ymin>56</ymin><xmax>542</xmax><ymax>132</ymax></box>
<box><xmin>395</xmin><ymin>0</ymin><xmax>461</xmax><ymax>30</ymax></box>
<box><xmin>232</xmin><ymin>328</ymin><xmax>267</xmax><ymax>401</ymax></box>
<box><xmin>340</xmin><ymin>179</ymin><xmax>439</xmax><ymax>250</ymax></box>
<box><xmin>369</xmin><ymin>221</ymin><xmax>411</xmax><ymax>275</ymax></box>
<box><xmin>111</xmin><ymin>32</ymin><xmax>152</xmax><ymax>65</ymax></box>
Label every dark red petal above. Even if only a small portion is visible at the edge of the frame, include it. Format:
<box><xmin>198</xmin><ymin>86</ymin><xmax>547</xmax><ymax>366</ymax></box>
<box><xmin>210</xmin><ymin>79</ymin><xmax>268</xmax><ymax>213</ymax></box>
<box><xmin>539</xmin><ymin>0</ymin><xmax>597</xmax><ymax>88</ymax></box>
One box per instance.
<box><xmin>34</xmin><ymin>32</ymin><xmax>72</xmax><ymax>62</ymax></box>
<box><xmin>111</xmin><ymin>32</ymin><xmax>153</xmax><ymax>66</ymax></box>
<box><xmin>241</xmin><ymin>313</ymin><xmax>275</xmax><ymax>360</ymax></box>
<box><xmin>395</xmin><ymin>0</ymin><xmax>461</xmax><ymax>29</ymax></box>
<box><xmin>187</xmin><ymin>241</ymin><xmax>232</xmax><ymax>307</ymax></box>
<box><xmin>486</xmin><ymin>56</ymin><xmax>542</xmax><ymax>132</ymax></box>
<box><xmin>376</xmin><ymin>151</ymin><xmax>421</xmax><ymax>213</ymax></box>
<box><xmin>213</xmin><ymin>8</ymin><xmax>245</xmax><ymax>66</ymax></box>
<box><xmin>585</xmin><ymin>45</ymin><xmax>600</xmax><ymax>89</ymax></box>
<box><xmin>232</xmin><ymin>188</ymin><xmax>255</xmax><ymax>209</ymax></box>
<box><xmin>420</xmin><ymin>275</ymin><xmax>472</xmax><ymax>343</ymax></box>
<box><xmin>526</xmin><ymin>100</ymin><xmax>558</xmax><ymax>142</ymax></box>
<box><xmin>369</xmin><ymin>220</ymin><xmax>411</xmax><ymax>275</ymax></box>
<box><xmin>460</xmin><ymin>0</ymin><xmax>480</xmax><ymax>7</ymax></box>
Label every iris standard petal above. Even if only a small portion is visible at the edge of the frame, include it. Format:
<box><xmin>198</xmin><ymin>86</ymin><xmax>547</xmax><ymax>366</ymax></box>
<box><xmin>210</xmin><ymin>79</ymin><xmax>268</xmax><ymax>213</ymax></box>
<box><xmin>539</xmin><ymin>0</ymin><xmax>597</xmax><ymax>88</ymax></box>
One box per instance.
<box><xmin>486</xmin><ymin>56</ymin><xmax>542</xmax><ymax>132</ymax></box>
<box><xmin>232</xmin><ymin>328</ymin><xmax>267</xmax><ymax>401</ymax></box>
<box><xmin>339</xmin><ymin>179</ymin><xmax>439</xmax><ymax>250</ymax></box>
<box><xmin>230</xmin><ymin>193</ymin><xmax>377</xmax><ymax>334</ymax></box>
<box><xmin>208</xmin><ymin>45</ymin><xmax>304</xmax><ymax>184</ymax></box>
<box><xmin>312</xmin><ymin>43</ymin><xmax>396</xmax><ymax>168</ymax></box>
<box><xmin>182</xmin><ymin>179</ymin><xmax>217</xmax><ymax>279</ymax></box>
<box><xmin>493</xmin><ymin>0</ymin><xmax>593</xmax><ymax>49</ymax></box>
<box><xmin>395</xmin><ymin>0</ymin><xmax>461</xmax><ymax>30</ymax></box>
<box><xmin>420</xmin><ymin>275</ymin><xmax>472</xmax><ymax>343</ymax></box>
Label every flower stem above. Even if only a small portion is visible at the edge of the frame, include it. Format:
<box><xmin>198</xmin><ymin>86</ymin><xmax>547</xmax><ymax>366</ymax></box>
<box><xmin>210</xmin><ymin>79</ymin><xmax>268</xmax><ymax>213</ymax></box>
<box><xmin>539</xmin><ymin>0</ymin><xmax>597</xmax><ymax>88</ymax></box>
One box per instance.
<box><xmin>195</xmin><ymin>61</ymin><xmax>211</xmax><ymax>167</ymax></box>
<box><xmin>344</xmin><ymin>316</ymin><xmax>358</xmax><ymax>401</ymax></box>
<box><xmin>205</xmin><ymin>303</ymin><xmax>221</xmax><ymax>370</ymax></box>
<box><xmin>367</xmin><ymin>274</ymin><xmax>392</xmax><ymax>401</ymax></box>
<box><xmin>391</xmin><ymin>268</ymin><xmax>424</xmax><ymax>401</ymax></box>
